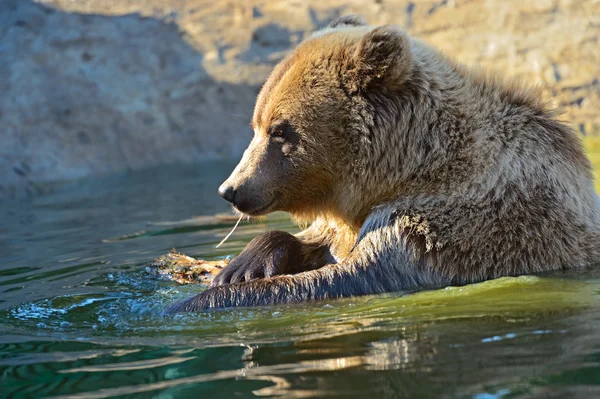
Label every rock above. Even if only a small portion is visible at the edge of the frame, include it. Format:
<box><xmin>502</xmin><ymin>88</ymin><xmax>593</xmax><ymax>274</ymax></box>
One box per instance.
<box><xmin>0</xmin><ymin>0</ymin><xmax>257</xmax><ymax>198</ymax></box>
<box><xmin>240</xmin><ymin>23</ymin><xmax>293</xmax><ymax>63</ymax></box>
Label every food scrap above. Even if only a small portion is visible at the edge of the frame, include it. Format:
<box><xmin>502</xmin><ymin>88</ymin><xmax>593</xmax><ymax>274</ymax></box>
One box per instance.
<box><xmin>145</xmin><ymin>249</ymin><xmax>229</xmax><ymax>285</ymax></box>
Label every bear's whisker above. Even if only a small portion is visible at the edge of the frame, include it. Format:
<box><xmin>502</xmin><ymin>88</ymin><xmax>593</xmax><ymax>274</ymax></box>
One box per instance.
<box><xmin>216</xmin><ymin>214</ymin><xmax>244</xmax><ymax>248</ymax></box>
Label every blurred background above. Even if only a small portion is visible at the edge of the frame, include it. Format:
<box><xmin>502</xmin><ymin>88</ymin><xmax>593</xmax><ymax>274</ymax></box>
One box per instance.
<box><xmin>2</xmin><ymin>0</ymin><xmax>599</xmax><ymax>199</ymax></box>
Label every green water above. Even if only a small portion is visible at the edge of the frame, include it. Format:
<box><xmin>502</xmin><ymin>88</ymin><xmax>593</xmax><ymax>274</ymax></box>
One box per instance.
<box><xmin>2</xmin><ymin>162</ymin><xmax>600</xmax><ymax>398</ymax></box>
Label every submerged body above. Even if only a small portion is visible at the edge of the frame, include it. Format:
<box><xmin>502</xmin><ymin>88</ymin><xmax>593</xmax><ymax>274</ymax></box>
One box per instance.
<box><xmin>167</xmin><ymin>16</ymin><xmax>600</xmax><ymax>312</ymax></box>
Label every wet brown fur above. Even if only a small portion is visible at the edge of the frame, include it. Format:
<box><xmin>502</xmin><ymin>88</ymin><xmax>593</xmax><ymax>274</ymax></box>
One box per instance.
<box><xmin>166</xmin><ymin>17</ymin><xmax>600</xmax><ymax>312</ymax></box>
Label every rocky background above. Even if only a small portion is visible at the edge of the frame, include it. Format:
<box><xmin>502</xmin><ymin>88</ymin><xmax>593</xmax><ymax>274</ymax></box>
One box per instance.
<box><xmin>1</xmin><ymin>0</ymin><xmax>599</xmax><ymax>198</ymax></box>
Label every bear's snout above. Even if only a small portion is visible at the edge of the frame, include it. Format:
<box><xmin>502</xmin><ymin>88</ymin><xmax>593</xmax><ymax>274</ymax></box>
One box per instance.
<box><xmin>217</xmin><ymin>136</ymin><xmax>283</xmax><ymax>216</ymax></box>
<box><xmin>218</xmin><ymin>184</ymin><xmax>236</xmax><ymax>204</ymax></box>
<box><xmin>218</xmin><ymin>178</ymin><xmax>275</xmax><ymax>216</ymax></box>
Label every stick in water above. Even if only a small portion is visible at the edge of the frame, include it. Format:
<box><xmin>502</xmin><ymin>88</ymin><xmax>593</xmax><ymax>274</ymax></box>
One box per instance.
<box><xmin>216</xmin><ymin>214</ymin><xmax>244</xmax><ymax>248</ymax></box>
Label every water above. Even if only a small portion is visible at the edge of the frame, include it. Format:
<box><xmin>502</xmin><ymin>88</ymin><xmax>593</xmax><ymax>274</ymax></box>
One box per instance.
<box><xmin>2</xmin><ymin>162</ymin><xmax>600</xmax><ymax>398</ymax></box>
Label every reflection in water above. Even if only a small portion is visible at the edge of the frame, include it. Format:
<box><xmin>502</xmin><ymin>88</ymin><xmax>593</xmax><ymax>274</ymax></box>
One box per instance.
<box><xmin>1</xmin><ymin>164</ymin><xmax>600</xmax><ymax>398</ymax></box>
<box><xmin>226</xmin><ymin>312</ymin><xmax>600</xmax><ymax>399</ymax></box>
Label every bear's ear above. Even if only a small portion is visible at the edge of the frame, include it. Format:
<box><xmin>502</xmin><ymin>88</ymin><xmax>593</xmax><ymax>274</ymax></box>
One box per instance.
<box><xmin>328</xmin><ymin>15</ymin><xmax>367</xmax><ymax>28</ymax></box>
<box><xmin>351</xmin><ymin>25</ymin><xmax>413</xmax><ymax>91</ymax></box>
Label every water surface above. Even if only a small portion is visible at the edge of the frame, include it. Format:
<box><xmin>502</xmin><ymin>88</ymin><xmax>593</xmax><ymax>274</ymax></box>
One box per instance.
<box><xmin>2</xmin><ymin>161</ymin><xmax>600</xmax><ymax>398</ymax></box>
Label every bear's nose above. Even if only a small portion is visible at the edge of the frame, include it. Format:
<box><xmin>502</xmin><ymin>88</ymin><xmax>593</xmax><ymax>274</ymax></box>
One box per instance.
<box><xmin>218</xmin><ymin>184</ymin><xmax>236</xmax><ymax>204</ymax></box>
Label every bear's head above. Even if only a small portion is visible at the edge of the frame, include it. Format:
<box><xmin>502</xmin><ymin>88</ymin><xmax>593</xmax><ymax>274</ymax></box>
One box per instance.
<box><xmin>218</xmin><ymin>16</ymin><xmax>413</xmax><ymax>223</ymax></box>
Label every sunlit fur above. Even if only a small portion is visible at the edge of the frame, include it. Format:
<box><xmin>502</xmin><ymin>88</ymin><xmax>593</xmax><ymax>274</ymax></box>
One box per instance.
<box><xmin>166</xmin><ymin>16</ymin><xmax>600</xmax><ymax>313</ymax></box>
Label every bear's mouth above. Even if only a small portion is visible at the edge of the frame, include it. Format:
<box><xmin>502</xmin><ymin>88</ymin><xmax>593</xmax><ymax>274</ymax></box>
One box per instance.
<box><xmin>236</xmin><ymin>199</ymin><xmax>276</xmax><ymax>217</ymax></box>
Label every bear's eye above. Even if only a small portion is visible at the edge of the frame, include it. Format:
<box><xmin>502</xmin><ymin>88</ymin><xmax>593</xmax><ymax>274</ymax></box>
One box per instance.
<box><xmin>272</xmin><ymin>133</ymin><xmax>286</xmax><ymax>144</ymax></box>
<box><xmin>268</xmin><ymin>121</ymin><xmax>293</xmax><ymax>144</ymax></box>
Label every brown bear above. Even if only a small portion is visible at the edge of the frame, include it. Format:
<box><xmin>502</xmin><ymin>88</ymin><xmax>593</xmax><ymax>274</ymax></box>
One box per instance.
<box><xmin>165</xmin><ymin>16</ymin><xmax>600</xmax><ymax>313</ymax></box>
